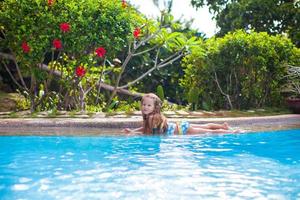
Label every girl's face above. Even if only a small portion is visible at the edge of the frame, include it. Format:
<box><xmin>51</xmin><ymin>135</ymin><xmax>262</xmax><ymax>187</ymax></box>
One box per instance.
<box><xmin>141</xmin><ymin>97</ymin><xmax>155</xmax><ymax>115</ymax></box>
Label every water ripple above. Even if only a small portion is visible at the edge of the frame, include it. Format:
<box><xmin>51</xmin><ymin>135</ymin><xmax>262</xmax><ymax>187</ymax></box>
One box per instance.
<box><xmin>0</xmin><ymin>130</ymin><xmax>299</xmax><ymax>199</ymax></box>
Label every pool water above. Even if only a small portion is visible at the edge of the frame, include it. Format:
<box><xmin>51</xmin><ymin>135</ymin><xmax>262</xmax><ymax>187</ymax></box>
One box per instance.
<box><xmin>0</xmin><ymin>129</ymin><xmax>300</xmax><ymax>199</ymax></box>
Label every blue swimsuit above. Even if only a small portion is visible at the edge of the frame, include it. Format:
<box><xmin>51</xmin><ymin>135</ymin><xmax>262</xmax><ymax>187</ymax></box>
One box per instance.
<box><xmin>165</xmin><ymin>121</ymin><xmax>190</xmax><ymax>135</ymax></box>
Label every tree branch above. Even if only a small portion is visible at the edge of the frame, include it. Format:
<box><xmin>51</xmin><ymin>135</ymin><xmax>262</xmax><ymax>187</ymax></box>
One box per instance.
<box><xmin>37</xmin><ymin>63</ymin><xmax>142</xmax><ymax>98</ymax></box>
<box><xmin>157</xmin><ymin>52</ymin><xmax>185</xmax><ymax>69</ymax></box>
<box><xmin>2</xmin><ymin>61</ymin><xmax>26</xmax><ymax>90</ymax></box>
<box><xmin>119</xmin><ymin>50</ymin><xmax>185</xmax><ymax>89</ymax></box>
<box><xmin>213</xmin><ymin>71</ymin><xmax>233</xmax><ymax>109</ymax></box>
<box><xmin>0</xmin><ymin>52</ymin><xmax>14</xmax><ymax>60</ymax></box>
<box><xmin>0</xmin><ymin>52</ymin><xmax>28</xmax><ymax>90</ymax></box>
<box><xmin>132</xmin><ymin>44</ymin><xmax>160</xmax><ymax>56</ymax></box>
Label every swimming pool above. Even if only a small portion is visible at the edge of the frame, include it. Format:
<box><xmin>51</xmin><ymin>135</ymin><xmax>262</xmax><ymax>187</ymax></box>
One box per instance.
<box><xmin>0</xmin><ymin>129</ymin><xmax>299</xmax><ymax>199</ymax></box>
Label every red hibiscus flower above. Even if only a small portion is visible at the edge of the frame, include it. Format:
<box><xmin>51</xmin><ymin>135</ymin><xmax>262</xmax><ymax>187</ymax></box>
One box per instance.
<box><xmin>48</xmin><ymin>0</ymin><xmax>54</xmax><ymax>6</ymax></box>
<box><xmin>122</xmin><ymin>0</ymin><xmax>127</xmax><ymax>8</ymax></box>
<box><xmin>60</xmin><ymin>23</ymin><xmax>70</xmax><ymax>33</ymax></box>
<box><xmin>75</xmin><ymin>66</ymin><xmax>86</xmax><ymax>77</ymax></box>
<box><xmin>95</xmin><ymin>47</ymin><xmax>106</xmax><ymax>58</ymax></box>
<box><xmin>53</xmin><ymin>39</ymin><xmax>62</xmax><ymax>49</ymax></box>
<box><xmin>21</xmin><ymin>41</ymin><xmax>30</xmax><ymax>53</ymax></box>
<box><xmin>133</xmin><ymin>27</ymin><xmax>141</xmax><ymax>38</ymax></box>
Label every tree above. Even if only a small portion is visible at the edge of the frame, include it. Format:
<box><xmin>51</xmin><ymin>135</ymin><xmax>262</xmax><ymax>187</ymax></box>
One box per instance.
<box><xmin>191</xmin><ymin>0</ymin><xmax>300</xmax><ymax>46</ymax></box>
<box><xmin>0</xmin><ymin>0</ymin><xmax>142</xmax><ymax>112</ymax></box>
<box><xmin>134</xmin><ymin>0</ymin><xmax>205</xmax><ymax>104</ymax></box>
<box><xmin>0</xmin><ymin>0</ymin><xmax>198</xmax><ymax>112</ymax></box>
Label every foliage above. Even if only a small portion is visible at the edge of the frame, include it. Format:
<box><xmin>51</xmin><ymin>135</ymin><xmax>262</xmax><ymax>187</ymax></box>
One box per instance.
<box><xmin>15</xmin><ymin>91</ymin><xmax>31</xmax><ymax>111</ymax></box>
<box><xmin>114</xmin><ymin>100</ymin><xmax>140</xmax><ymax>114</ymax></box>
<box><xmin>0</xmin><ymin>90</ymin><xmax>30</xmax><ymax>111</ymax></box>
<box><xmin>187</xmin><ymin>87</ymin><xmax>199</xmax><ymax>110</ymax></box>
<box><xmin>161</xmin><ymin>100</ymin><xmax>182</xmax><ymax>111</ymax></box>
<box><xmin>0</xmin><ymin>0</ymin><xmax>142</xmax><ymax>112</ymax></box>
<box><xmin>181</xmin><ymin>30</ymin><xmax>299</xmax><ymax>110</ymax></box>
<box><xmin>85</xmin><ymin>104</ymin><xmax>105</xmax><ymax>113</ymax></box>
<box><xmin>191</xmin><ymin>0</ymin><xmax>300</xmax><ymax>47</ymax></box>
<box><xmin>0</xmin><ymin>0</ymin><xmax>137</xmax><ymax>63</ymax></box>
<box><xmin>282</xmin><ymin>64</ymin><xmax>300</xmax><ymax>98</ymax></box>
<box><xmin>1</xmin><ymin>0</ymin><xmax>201</xmax><ymax>112</ymax></box>
<box><xmin>156</xmin><ymin>85</ymin><xmax>165</xmax><ymax>101</ymax></box>
<box><xmin>108</xmin><ymin>11</ymin><xmax>201</xmax><ymax>108</ymax></box>
<box><xmin>121</xmin><ymin>11</ymin><xmax>205</xmax><ymax>104</ymax></box>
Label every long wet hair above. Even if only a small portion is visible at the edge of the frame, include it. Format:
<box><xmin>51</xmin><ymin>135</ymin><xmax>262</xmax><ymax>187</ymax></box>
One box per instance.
<box><xmin>141</xmin><ymin>93</ymin><xmax>168</xmax><ymax>134</ymax></box>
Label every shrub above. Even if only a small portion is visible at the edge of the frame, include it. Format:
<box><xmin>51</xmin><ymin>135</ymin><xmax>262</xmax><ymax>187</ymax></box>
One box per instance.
<box><xmin>181</xmin><ymin>30</ymin><xmax>299</xmax><ymax>110</ymax></box>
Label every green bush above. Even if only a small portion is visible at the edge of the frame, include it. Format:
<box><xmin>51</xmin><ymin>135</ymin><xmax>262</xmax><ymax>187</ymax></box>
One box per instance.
<box><xmin>181</xmin><ymin>30</ymin><xmax>299</xmax><ymax>110</ymax></box>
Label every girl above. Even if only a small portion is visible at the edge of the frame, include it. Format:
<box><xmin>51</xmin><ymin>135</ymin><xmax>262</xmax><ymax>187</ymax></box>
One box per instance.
<box><xmin>123</xmin><ymin>93</ymin><xmax>240</xmax><ymax>135</ymax></box>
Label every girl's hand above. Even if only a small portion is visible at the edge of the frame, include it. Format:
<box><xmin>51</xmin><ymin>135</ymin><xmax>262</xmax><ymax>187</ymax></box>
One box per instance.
<box><xmin>122</xmin><ymin>127</ymin><xmax>144</xmax><ymax>135</ymax></box>
<box><xmin>122</xmin><ymin>128</ymin><xmax>133</xmax><ymax>134</ymax></box>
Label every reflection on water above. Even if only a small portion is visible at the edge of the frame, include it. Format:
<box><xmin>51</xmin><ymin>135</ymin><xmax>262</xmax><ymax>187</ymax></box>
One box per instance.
<box><xmin>0</xmin><ymin>129</ymin><xmax>300</xmax><ymax>199</ymax></box>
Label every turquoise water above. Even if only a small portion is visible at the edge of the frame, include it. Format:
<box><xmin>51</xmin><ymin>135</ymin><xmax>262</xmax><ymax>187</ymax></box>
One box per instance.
<box><xmin>0</xmin><ymin>129</ymin><xmax>300</xmax><ymax>199</ymax></box>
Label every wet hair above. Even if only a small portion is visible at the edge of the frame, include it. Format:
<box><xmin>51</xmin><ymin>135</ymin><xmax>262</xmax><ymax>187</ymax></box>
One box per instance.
<box><xmin>141</xmin><ymin>93</ymin><xmax>168</xmax><ymax>134</ymax></box>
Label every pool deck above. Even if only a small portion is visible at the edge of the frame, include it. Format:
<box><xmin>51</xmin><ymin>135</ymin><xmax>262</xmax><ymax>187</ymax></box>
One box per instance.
<box><xmin>0</xmin><ymin>113</ymin><xmax>299</xmax><ymax>135</ymax></box>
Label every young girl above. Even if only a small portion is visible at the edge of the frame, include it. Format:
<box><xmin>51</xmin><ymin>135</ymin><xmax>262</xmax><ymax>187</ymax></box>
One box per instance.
<box><xmin>123</xmin><ymin>93</ymin><xmax>240</xmax><ymax>135</ymax></box>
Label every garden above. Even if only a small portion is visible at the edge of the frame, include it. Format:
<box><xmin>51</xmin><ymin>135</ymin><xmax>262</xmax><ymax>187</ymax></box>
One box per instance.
<box><xmin>0</xmin><ymin>0</ymin><xmax>300</xmax><ymax>116</ymax></box>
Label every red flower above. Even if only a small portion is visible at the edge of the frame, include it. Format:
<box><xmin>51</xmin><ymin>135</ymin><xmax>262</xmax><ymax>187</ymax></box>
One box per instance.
<box><xmin>60</xmin><ymin>23</ymin><xmax>70</xmax><ymax>33</ymax></box>
<box><xmin>53</xmin><ymin>39</ymin><xmax>62</xmax><ymax>49</ymax></box>
<box><xmin>95</xmin><ymin>47</ymin><xmax>106</xmax><ymax>58</ymax></box>
<box><xmin>133</xmin><ymin>27</ymin><xmax>141</xmax><ymax>38</ymax></box>
<box><xmin>21</xmin><ymin>41</ymin><xmax>30</xmax><ymax>53</ymax></box>
<box><xmin>75</xmin><ymin>66</ymin><xmax>86</xmax><ymax>77</ymax></box>
<box><xmin>48</xmin><ymin>0</ymin><xmax>54</xmax><ymax>6</ymax></box>
<box><xmin>122</xmin><ymin>0</ymin><xmax>127</xmax><ymax>8</ymax></box>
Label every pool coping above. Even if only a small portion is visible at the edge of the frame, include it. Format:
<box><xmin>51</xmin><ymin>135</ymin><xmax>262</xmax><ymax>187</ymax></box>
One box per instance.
<box><xmin>0</xmin><ymin>114</ymin><xmax>299</xmax><ymax>131</ymax></box>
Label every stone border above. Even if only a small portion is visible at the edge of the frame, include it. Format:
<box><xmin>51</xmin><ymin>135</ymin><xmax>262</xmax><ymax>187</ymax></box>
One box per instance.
<box><xmin>0</xmin><ymin>114</ymin><xmax>299</xmax><ymax>129</ymax></box>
